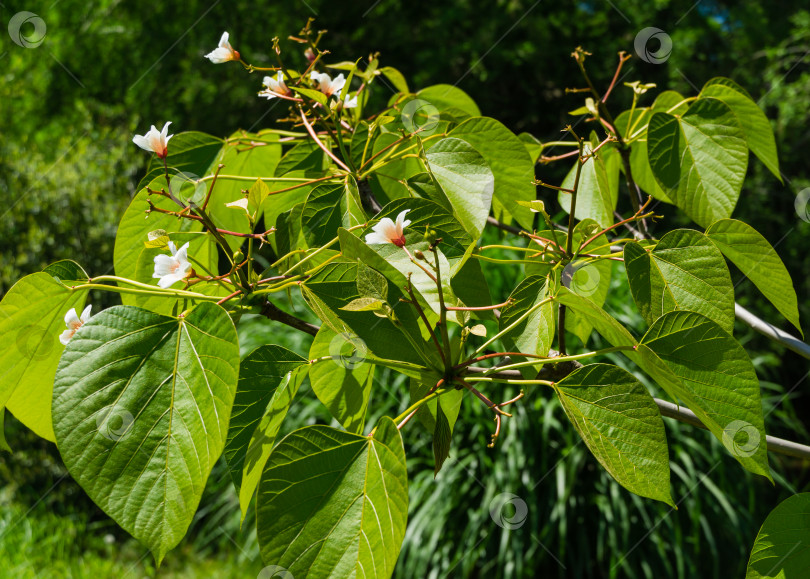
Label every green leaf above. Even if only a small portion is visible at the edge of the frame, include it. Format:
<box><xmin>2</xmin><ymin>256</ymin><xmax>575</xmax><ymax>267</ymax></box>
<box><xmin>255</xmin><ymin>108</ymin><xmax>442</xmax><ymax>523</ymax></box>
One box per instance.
<box><xmin>367</xmin><ymin>132</ymin><xmax>425</xmax><ymax>204</ymax></box>
<box><xmin>518</xmin><ymin>132</ymin><xmax>544</xmax><ymax>164</ymax></box>
<box><xmin>566</xmin><ymin>219</ymin><xmax>614</xmax><ymax>344</ymax></box>
<box><xmin>356</xmin><ymin>261</ymin><xmax>389</xmax><ymax>302</ymax></box>
<box><xmin>624</xmin><ymin>229</ymin><xmax>735</xmax><ymax>332</ymax></box>
<box><xmin>449</xmin><ymin>258</ymin><xmax>495</xmax><ymax>322</ymax></box>
<box><xmin>379</xmin><ymin>66</ymin><xmax>409</xmax><ymax>93</ymax></box>
<box><xmin>257</xmin><ymin>417</ymin><xmax>408</xmax><ymax>578</ymax></box>
<box><xmin>706</xmin><ymin>218</ymin><xmax>801</xmax><ymax>335</ymax></box>
<box><xmin>52</xmin><ymin>303</ymin><xmax>240</xmax><ymax>563</ymax></box>
<box><xmin>0</xmin><ymin>273</ymin><xmax>89</xmax><ymax>441</ymax></box>
<box><xmin>746</xmin><ymin>493</ymin><xmax>810</xmax><ymax>578</ymax></box>
<box><xmin>448</xmin><ymin>117</ymin><xmax>537</xmax><ymax>230</ymax></box>
<box><xmin>275</xmin><ymin>140</ymin><xmax>329</xmax><ymax>177</ymax></box>
<box><xmin>303</xmin><ymin>261</ymin><xmax>438</xmax><ymax>369</ymax></box>
<box><xmin>647</xmin><ymin>98</ymin><xmax>749</xmax><ymax>227</ymax></box>
<box><xmin>309</xmin><ymin>327</ymin><xmax>375</xmax><ymax>434</ymax></box>
<box><xmin>636</xmin><ymin>310</ymin><xmax>771</xmax><ymax>479</ymax></box>
<box><xmin>424</xmin><ymin>137</ymin><xmax>495</xmax><ymax>238</ymax></box>
<box><xmin>701</xmin><ymin>77</ymin><xmax>781</xmax><ymax>181</ymax></box>
<box><xmin>302</xmin><ymin>179</ymin><xmax>365</xmax><ymax>247</ymax></box>
<box><xmin>499</xmin><ymin>275</ymin><xmax>555</xmax><ymax>363</ymax></box>
<box><xmin>651</xmin><ymin>90</ymin><xmax>689</xmax><ymax>115</ymax></box>
<box><xmin>410</xmin><ymin>380</ymin><xmax>463</xmax><ymax>435</ymax></box>
<box><xmin>42</xmin><ymin>260</ymin><xmax>89</xmax><ymax>284</ymax></box>
<box><xmin>289</xmin><ymin>85</ymin><xmax>328</xmax><ymax>106</ymax></box>
<box><xmin>0</xmin><ymin>410</ymin><xmax>11</xmax><ymax>452</ymax></box>
<box><xmin>433</xmin><ymin>403</ymin><xmax>453</xmax><ymax>476</ymax></box>
<box><xmin>555</xmin><ymin>364</ymin><xmax>674</xmax><ymax>506</ymax></box>
<box><xmin>223</xmin><ymin>345</ymin><xmax>309</xmax><ymax>521</ymax></box>
<box><xmin>417</xmin><ymin>84</ymin><xmax>481</xmax><ymax>118</ymax></box>
<box><xmin>616</xmin><ymin>108</ymin><xmax>673</xmax><ymax>204</ymax></box>
<box><xmin>559</xmin><ymin>139</ymin><xmax>618</xmax><ymax>228</ymax></box>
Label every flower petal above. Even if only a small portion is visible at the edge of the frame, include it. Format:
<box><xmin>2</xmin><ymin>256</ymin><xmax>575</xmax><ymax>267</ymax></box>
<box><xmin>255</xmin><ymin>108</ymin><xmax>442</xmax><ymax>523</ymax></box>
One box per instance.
<box><xmin>80</xmin><ymin>304</ymin><xmax>93</xmax><ymax>323</ymax></box>
<box><xmin>64</xmin><ymin>308</ymin><xmax>79</xmax><ymax>328</ymax></box>
<box><xmin>59</xmin><ymin>329</ymin><xmax>75</xmax><ymax>346</ymax></box>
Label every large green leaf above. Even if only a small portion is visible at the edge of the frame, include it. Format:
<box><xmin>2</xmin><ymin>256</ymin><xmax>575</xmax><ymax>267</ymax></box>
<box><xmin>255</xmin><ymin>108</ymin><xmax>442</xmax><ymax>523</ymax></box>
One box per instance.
<box><xmin>0</xmin><ymin>272</ymin><xmax>89</xmax><ymax>441</ymax></box>
<box><xmin>636</xmin><ymin>310</ymin><xmax>770</xmax><ymax>479</ymax></box>
<box><xmin>257</xmin><ymin>417</ymin><xmax>408</xmax><ymax>578</ymax></box>
<box><xmin>746</xmin><ymin>493</ymin><xmax>810</xmax><ymax>578</ymax></box>
<box><xmin>701</xmin><ymin>77</ymin><xmax>781</xmax><ymax>181</ymax></box>
<box><xmin>448</xmin><ymin>117</ymin><xmax>536</xmax><ymax>230</ymax></box>
<box><xmin>223</xmin><ymin>345</ymin><xmax>309</xmax><ymax>521</ymax></box>
<box><xmin>555</xmin><ymin>364</ymin><xmax>674</xmax><ymax>506</ymax></box>
<box><xmin>425</xmin><ymin>137</ymin><xmax>495</xmax><ymax>238</ymax></box>
<box><xmin>417</xmin><ymin>84</ymin><xmax>480</xmax><ymax>118</ymax></box>
<box><xmin>52</xmin><ymin>303</ymin><xmax>240</xmax><ymax>563</ymax></box>
<box><xmin>705</xmin><ymin>218</ymin><xmax>801</xmax><ymax>334</ymax></box>
<box><xmin>647</xmin><ymin>98</ymin><xmax>748</xmax><ymax>227</ymax></box>
<box><xmin>624</xmin><ymin>229</ymin><xmax>735</xmax><ymax>333</ymax></box>
<box><xmin>309</xmin><ymin>327</ymin><xmax>375</xmax><ymax>434</ymax></box>
<box><xmin>302</xmin><ymin>178</ymin><xmax>366</xmax><ymax>247</ymax></box>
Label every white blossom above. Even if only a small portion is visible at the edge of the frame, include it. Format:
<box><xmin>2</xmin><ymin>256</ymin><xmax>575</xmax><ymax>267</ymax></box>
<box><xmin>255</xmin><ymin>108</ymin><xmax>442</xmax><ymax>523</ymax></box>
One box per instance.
<box><xmin>310</xmin><ymin>71</ymin><xmax>346</xmax><ymax>97</ymax></box>
<box><xmin>132</xmin><ymin>122</ymin><xmax>173</xmax><ymax>159</ymax></box>
<box><xmin>153</xmin><ymin>241</ymin><xmax>192</xmax><ymax>288</ymax></box>
<box><xmin>259</xmin><ymin>72</ymin><xmax>290</xmax><ymax>99</ymax></box>
<box><xmin>365</xmin><ymin>209</ymin><xmax>411</xmax><ymax>247</ymax></box>
<box><xmin>59</xmin><ymin>304</ymin><xmax>92</xmax><ymax>345</ymax></box>
<box><xmin>205</xmin><ymin>32</ymin><xmax>239</xmax><ymax>63</ymax></box>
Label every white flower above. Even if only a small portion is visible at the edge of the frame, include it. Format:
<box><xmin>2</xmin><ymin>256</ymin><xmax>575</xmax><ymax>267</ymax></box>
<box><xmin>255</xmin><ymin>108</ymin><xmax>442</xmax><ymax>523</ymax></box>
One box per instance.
<box><xmin>132</xmin><ymin>122</ymin><xmax>173</xmax><ymax>159</ymax></box>
<box><xmin>310</xmin><ymin>71</ymin><xmax>346</xmax><ymax>97</ymax></box>
<box><xmin>153</xmin><ymin>241</ymin><xmax>192</xmax><ymax>288</ymax></box>
<box><xmin>60</xmin><ymin>304</ymin><xmax>92</xmax><ymax>345</ymax></box>
<box><xmin>365</xmin><ymin>209</ymin><xmax>411</xmax><ymax>247</ymax></box>
<box><xmin>205</xmin><ymin>32</ymin><xmax>240</xmax><ymax>64</ymax></box>
<box><xmin>259</xmin><ymin>72</ymin><xmax>290</xmax><ymax>99</ymax></box>
<box><xmin>341</xmin><ymin>91</ymin><xmax>358</xmax><ymax>109</ymax></box>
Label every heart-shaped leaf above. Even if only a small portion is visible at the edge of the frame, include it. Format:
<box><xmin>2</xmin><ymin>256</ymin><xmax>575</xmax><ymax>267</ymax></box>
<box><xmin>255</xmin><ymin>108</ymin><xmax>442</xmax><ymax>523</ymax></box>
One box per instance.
<box><xmin>52</xmin><ymin>303</ymin><xmax>240</xmax><ymax>563</ymax></box>
<box><xmin>257</xmin><ymin>417</ymin><xmax>408</xmax><ymax>578</ymax></box>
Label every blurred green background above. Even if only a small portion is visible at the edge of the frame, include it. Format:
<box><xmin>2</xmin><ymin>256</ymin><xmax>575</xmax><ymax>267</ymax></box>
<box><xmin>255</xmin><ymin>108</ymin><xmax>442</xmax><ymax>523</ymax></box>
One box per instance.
<box><xmin>2</xmin><ymin>0</ymin><xmax>810</xmax><ymax>577</ymax></box>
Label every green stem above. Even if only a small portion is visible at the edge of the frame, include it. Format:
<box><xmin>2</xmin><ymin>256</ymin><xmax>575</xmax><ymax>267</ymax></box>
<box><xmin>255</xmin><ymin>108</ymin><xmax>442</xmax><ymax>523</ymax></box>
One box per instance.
<box><xmin>464</xmin><ymin>377</ymin><xmax>555</xmax><ymax>386</ymax></box>
<box><xmin>479</xmin><ymin>346</ymin><xmax>633</xmax><ymax>375</ymax></box>
<box><xmin>71</xmin><ymin>283</ymin><xmax>220</xmax><ymax>302</ymax></box>
<box><xmin>393</xmin><ymin>387</ymin><xmax>452</xmax><ymax>425</ymax></box>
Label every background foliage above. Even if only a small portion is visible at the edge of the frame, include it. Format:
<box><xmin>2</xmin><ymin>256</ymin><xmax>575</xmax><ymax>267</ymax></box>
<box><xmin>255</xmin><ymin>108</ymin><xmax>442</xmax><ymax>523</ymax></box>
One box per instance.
<box><xmin>1</xmin><ymin>0</ymin><xmax>809</xmax><ymax>576</ymax></box>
